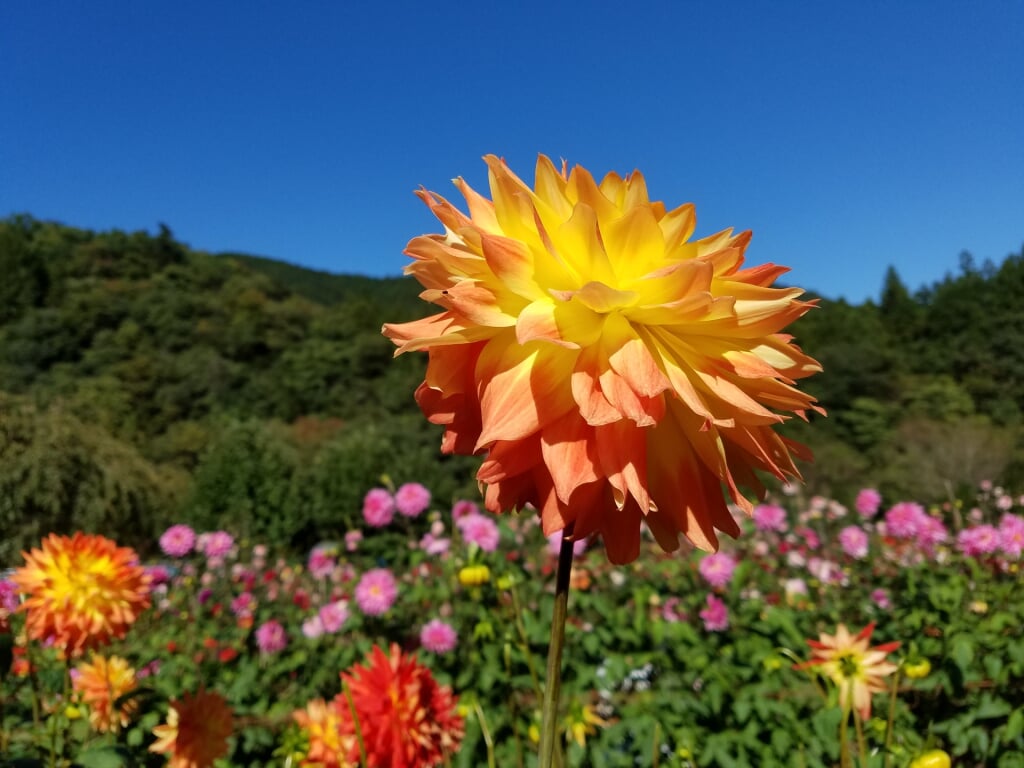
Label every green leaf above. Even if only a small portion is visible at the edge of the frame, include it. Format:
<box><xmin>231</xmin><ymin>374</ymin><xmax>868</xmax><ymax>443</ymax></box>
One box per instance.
<box><xmin>73</xmin><ymin>746</ymin><xmax>131</xmax><ymax>768</ymax></box>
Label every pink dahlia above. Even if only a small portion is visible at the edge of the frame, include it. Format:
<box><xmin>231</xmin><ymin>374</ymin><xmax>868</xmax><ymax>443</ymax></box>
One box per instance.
<box><xmin>362</xmin><ymin>488</ymin><xmax>395</xmax><ymax>528</ymax></box>
<box><xmin>420</xmin><ymin>619</ymin><xmax>458</xmax><ymax>653</ymax></box>
<box><xmin>855</xmin><ymin>489</ymin><xmax>882</xmax><ymax>518</ymax></box>
<box><xmin>159</xmin><ymin>525</ymin><xmax>196</xmax><ymax>558</ymax></box>
<box><xmin>838</xmin><ymin>525</ymin><xmax>869</xmax><ymax>559</ymax></box>
<box><xmin>699</xmin><ymin>594</ymin><xmax>729</xmax><ymax>632</ymax></box>
<box><xmin>308</xmin><ymin>549</ymin><xmax>336</xmax><ymax>580</ymax></box>
<box><xmin>451</xmin><ymin>500</ymin><xmax>480</xmax><ymax>520</ymax></box>
<box><xmin>255</xmin><ymin>620</ymin><xmax>287</xmax><ymax>654</ymax></box>
<box><xmin>957</xmin><ymin>525</ymin><xmax>1000</xmax><ymax>558</ymax></box>
<box><xmin>884</xmin><ymin>502</ymin><xmax>926</xmax><ymax>539</ymax></box>
<box><xmin>999</xmin><ymin>514</ymin><xmax>1024</xmax><ymax>559</ymax></box>
<box><xmin>752</xmin><ymin>504</ymin><xmax>788</xmax><ymax>533</ymax></box>
<box><xmin>457</xmin><ymin>513</ymin><xmax>500</xmax><ymax>553</ymax></box>
<box><xmin>395</xmin><ymin>482</ymin><xmax>431</xmax><ymax>518</ymax></box>
<box><xmin>698</xmin><ymin>552</ymin><xmax>737</xmax><ymax>589</ymax></box>
<box><xmin>318</xmin><ymin>600</ymin><xmax>349</xmax><ymax>633</ymax></box>
<box><xmin>198</xmin><ymin>531</ymin><xmax>235</xmax><ymax>558</ymax></box>
<box><xmin>355</xmin><ymin>569</ymin><xmax>398</xmax><ymax>616</ymax></box>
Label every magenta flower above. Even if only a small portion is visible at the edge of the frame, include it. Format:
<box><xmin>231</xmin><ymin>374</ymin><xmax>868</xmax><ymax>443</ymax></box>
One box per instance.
<box><xmin>855</xmin><ymin>488</ymin><xmax>882</xmax><ymax>518</ymax></box>
<box><xmin>255</xmin><ymin>620</ymin><xmax>287</xmax><ymax>654</ymax></box>
<box><xmin>917</xmin><ymin>515</ymin><xmax>948</xmax><ymax>552</ymax></box>
<box><xmin>145</xmin><ymin>565</ymin><xmax>171</xmax><ymax>586</ymax></box>
<box><xmin>871</xmin><ymin>588</ymin><xmax>892</xmax><ymax>610</ymax></box>
<box><xmin>318</xmin><ymin>600</ymin><xmax>349</xmax><ymax>633</ymax></box>
<box><xmin>395</xmin><ymin>482</ymin><xmax>431</xmax><ymax>518</ymax></box>
<box><xmin>957</xmin><ymin>525</ymin><xmax>1000</xmax><ymax>558</ymax></box>
<box><xmin>884</xmin><ymin>502</ymin><xmax>926</xmax><ymax>538</ymax></box>
<box><xmin>354</xmin><ymin>568</ymin><xmax>398</xmax><ymax>616</ymax></box>
<box><xmin>699</xmin><ymin>594</ymin><xmax>729</xmax><ymax>632</ymax></box>
<box><xmin>546</xmin><ymin>531</ymin><xmax>588</xmax><ymax>558</ymax></box>
<box><xmin>838</xmin><ymin>525</ymin><xmax>869</xmax><ymax>559</ymax></box>
<box><xmin>230</xmin><ymin>592</ymin><xmax>256</xmax><ymax>618</ymax></box>
<box><xmin>999</xmin><ymin>514</ymin><xmax>1024</xmax><ymax>558</ymax></box>
<box><xmin>301</xmin><ymin>615</ymin><xmax>324</xmax><ymax>639</ymax></box>
<box><xmin>698</xmin><ymin>552</ymin><xmax>737</xmax><ymax>589</ymax></box>
<box><xmin>752</xmin><ymin>504</ymin><xmax>788</xmax><ymax>533</ymax></box>
<box><xmin>362</xmin><ymin>488</ymin><xmax>395</xmax><ymax>528</ymax></box>
<box><xmin>159</xmin><ymin>524</ymin><xmax>196</xmax><ymax>557</ymax></box>
<box><xmin>308</xmin><ymin>549</ymin><xmax>336</xmax><ymax>580</ymax></box>
<box><xmin>420</xmin><ymin>532</ymin><xmax>451</xmax><ymax>556</ymax></box>
<box><xmin>0</xmin><ymin>580</ymin><xmax>18</xmax><ymax>614</ymax></box>
<box><xmin>420</xmin><ymin>619</ymin><xmax>458</xmax><ymax>653</ymax></box>
<box><xmin>457</xmin><ymin>513</ymin><xmax>500</xmax><ymax>552</ymax></box>
<box><xmin>344</xmin><ymin>530</ymin><xmax>363</xmax><ymax>552</ymax></box>
<box><xmin>199</xmin><ymin>531</ymin><xmax>235</xmax><ymax>558</ymax></box>
<box><xmin>451</xmin><ymin>500</ymin><xmax>480</xmax><ymax>520</ymax></box>
<box><xmin>660</xmin><ymin>597</ymin><xmax>686</xmax><ymax>623</ymax></box>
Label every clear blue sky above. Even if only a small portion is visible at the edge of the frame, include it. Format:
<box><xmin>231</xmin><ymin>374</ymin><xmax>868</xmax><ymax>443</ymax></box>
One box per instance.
<box><xmin>3</xmin><ymin>2</ymin><xmax>1022</xmax><ymax>304</ymax></box>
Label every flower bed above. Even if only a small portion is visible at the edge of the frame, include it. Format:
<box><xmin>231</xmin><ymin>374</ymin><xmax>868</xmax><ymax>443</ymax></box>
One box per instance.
<box><xmin>2</xmin><ymin>482</ymin><xmax>1023</xmax><ymax>767</ymax></box>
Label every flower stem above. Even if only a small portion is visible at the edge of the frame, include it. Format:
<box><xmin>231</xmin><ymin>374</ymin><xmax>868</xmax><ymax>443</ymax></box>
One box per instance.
<box><xmin>538</xmin><ymin>524</ymin><xmax>574</xmax><ymax>768</ymax></box>
<box><xmin>341</xmin><ymin>678</ymin><xmax>368</xmax><ymax>768</ymax></box>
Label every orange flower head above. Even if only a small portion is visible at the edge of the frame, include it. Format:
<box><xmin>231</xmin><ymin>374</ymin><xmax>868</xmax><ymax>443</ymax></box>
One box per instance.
<box><xmin>150</xmin><ymin>688</ymin><xmax>233</xmax><ymax>768</ymax></box>
<box><xmin>293</xmin><ymin>697</ymin><xmax>355</xmax><ymax>768</ymax></box>
<box><xmin>383</xmin><ymin>155</ymin><xmax>823</xmax><ymax>563</ymax></box>
<box><xmin>73</xmin><ymin>653</ymin><xmax>138</xmax><ymax>733</ymax></box>
<box><xmin>13</xmin><ymin>533</ymin><xmax>151</xmax><ymax>655</ymax></box>
<box><xmin>340</xmin><ymin>643</ymin><xmax>463</xmax><ymax>768</ymax></box>
<box><xmin>798</xmin><ymin>622</ymin><xmax>900</xmax><ymax>719</ymax></box>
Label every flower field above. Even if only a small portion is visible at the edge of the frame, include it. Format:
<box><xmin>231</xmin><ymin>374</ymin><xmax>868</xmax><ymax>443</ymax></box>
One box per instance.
<box><xmin>2</xmin><ymin>481</ymin><xmax>1024</xmax><ymax>767</ymax></box>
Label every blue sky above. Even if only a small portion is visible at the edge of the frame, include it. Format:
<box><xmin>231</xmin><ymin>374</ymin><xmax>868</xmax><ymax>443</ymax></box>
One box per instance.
<box><xmin>3</xmin><ymin>2</ymin><xmax>1022</xmax><ymax>304</ymax></box>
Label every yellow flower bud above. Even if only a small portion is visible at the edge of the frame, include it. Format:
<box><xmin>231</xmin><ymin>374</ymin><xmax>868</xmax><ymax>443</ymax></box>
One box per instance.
<box><xmin>903</xmin><ymin>659</ymin><xmax>932</xmax><ymax>679</ymax></box>
<box><xmin>528</xmin><ymin>724</ymin><xmax>540</xmax><ymax>744</ymax></box>
<box><xmin>909</xmin><ymin>749</ymin><xmax>951</xmax><ymax>768</ymax></box>
<box><xmin>64</xmin><ymin>705</ymin><xmax>82</xmax><ymax>720</ymax></box>
<box><xmin>458</xmin><ymin>565</ymin><xmax>491</xmax><ymax>586</ymax></box>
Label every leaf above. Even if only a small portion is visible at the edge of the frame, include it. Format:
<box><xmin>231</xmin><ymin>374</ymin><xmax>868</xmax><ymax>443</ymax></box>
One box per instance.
<box><xmin>1004</xmin><ymin>708</ymin><xmax>1024</xmax><ymax>745</ymax></box>
<box><xmin>73</xmin><ymin>746</ymin><xmax>131</xmax><ymax>768</ymax></box>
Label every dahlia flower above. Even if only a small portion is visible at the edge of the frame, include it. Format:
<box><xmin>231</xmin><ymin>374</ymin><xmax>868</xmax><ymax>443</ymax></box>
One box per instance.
<box><xmin>354</xmin><ymin>568</ymin><xmax>398</xmax><ymax>616</ymax></box>
<box><xmin>293</xmin><ymin>697</ymin><xmax>352</xmax><ymax>768</ymax></box>
<box><xmin>73</xmin><ymin>654</ymin><xmax>139</xmax><ymax>733</ymax></box>
<box><xmin>160</xmin><ymin>524</ymin><xmax>197</xmax><ymax>557</ymax></box>
<box><xmin>420</xmin><ymin>619</ymin><xmax>458</xmax><ymax>653</ymax></box>
<box><xmin>699</xmin><ymin>594</ymin><xmax>729</xmax><ymax>632</ymax></box>
<box><xmin>798</xmin><ymin>622</ymin><xmax>900</xmax><ymax>720</ymax></box>
<box><xmin>339</xmin><ymin>643</ymin><xmax>463</xmax><ymax>767</ymax></box>
<box><xmin>363</xmin><ymin>488</ymin><xmax>396</xmax><ymax>528</ymax></box>
<box><xmin>395</xmin><ymin>482</ymin><xmax>432</xmax><ymax>517</ymax></box>
<box><xmin>13</xmin><ymin>532</ymin><xmax>151</xmax><ymax>656</ymax></box>
<box><xmin>384</xmin><ymin>155</ymin><xmax>822</xmax><ymax>563</ymax></box>
<box><xmin>150</xmin><ymin>688</ymin><xmax>233</xmax><ymax>768</ymax></box>
<box><xmin>255</xmin><ymin>619</ymin><xmax>288</xmax><ymax>654</ymax></box>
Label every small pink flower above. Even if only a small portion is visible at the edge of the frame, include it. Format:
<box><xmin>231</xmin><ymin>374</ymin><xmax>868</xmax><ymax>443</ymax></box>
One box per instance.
<box><xmin>661</xmin><ymin>597</ymin><xmax>686</xmax><ymax>623</ymax></box>
<box><xmin>699</xmin><ymin>594</ymin><xmax>729</xmax><ymax>632</ymax></box>
<box><xmin>796</xmin><ymin>527</ymin><xmax>820</xmax><ymax>550</ymax></box>
<box><xmin>354</xmin><ymin>568</ymin><xmax>398</xmax><ymax>616</ymax></box>
<box><xmin>999</xmin><ymin>514</ymin><xmax>1024</xmax><ymax>559</ymax></box>
<box><xmin>318</xmin><ymin>600</ymin><xmax>349</xmax><ymax>633</ymax></box>
<box><xmin>362</xmin><ymin>488</ymin><xmax>395</xmax><ymax>528</ymax></box>
<box><xmin>546</xmin><ymin>531</ymin><xmax>588</xmax><ymax>558</ymax></box>
<box><xmin>159</xmin><ymin>525</ymin><xmax>196</xmax><ymax>557</ymax></box>
<box><xmin>871</xmin><ymin>588</ymin><xmax>892</xmax><ymax>610</ymax></box>
<box><xmin>302</xmin><ymin>615</ymin><xmax>324</xmax><ymax>639</ymax></box>
<box><xmin>855</xmin><ymin>488</ymin><xmax>882</xmax><ymax>518</ymax></box>
<box><xmin>752</xmin><ymin>504</ymin><xmax>788</xmax><ymax>533</ymax></box>
<box><xmin>957</xmin><ymin>525</ymin><xmax>1000</xmax><ymax>558</ymax></box>
<box><xmin>838</xmin><ymin>525</ymin><xmax>869</xmax><ymax>559</ymax></box>
<box><xmin>308</xmin><ymin>549</ymin><xmax>336</xmax><ymax>580</ymax></box>
<box><xmin>146</xmin><ymin>565</ymin><xmax>171</xmax><ymax>586</ymax></box>
<box><xmin>344</xmin><ymin>530</ymin><xmax>363</xmax><ymax>552</ymax></box>
<box><xmin>698</xmin><ymin>552</ymin><xmax>737</xmax><ymax>589</ymax></box>
<box><xmin>420</xmin><ymin>619</ymin><xmax>458</xmax><ymax>653</ymax></box>
<box><xmin>395</xmin><ymin>482</ymin><xmax>431</xmax><ymax>518</ymax></box>
<box><xmin>255</xmin><ymin>620</ymin><xmax>287</xmax><ymax>654</ymax></box>
<box><xmin>457</xmin><ymin>513</ymin><xmax>500</xmax><ymax>552</ymax></box>
<box><xmin>420</xmin><ymin>533</ymin><xmax>451</xmax><ymax>556</ymax></box>
<box><xmin>230</xmin><ymin>592</ymin><xmax>255</xmax><ymax>618</ymax></box>
<box><xmin>0</xmin><ymin>580</ymin><xmax>19</xmax><ymax>614</ymax></box>
<box><xmin>199</xmin><ymin>531</ymin><xmax>235</xmax><ymax>558</ymax></box>
<box><xmin>917</xmin><ymin>515</ymin><xmax>948</xmax><ymax>552</ymax></box>
<box><xmin>884</xmin><ymin>502</ymin><xmax>926</xmax><ymax>538</ymax></box>
<box><xmin>451</xmin><ymin>500</ymin><xmax>480</xmax><ymax>520</ymax></box>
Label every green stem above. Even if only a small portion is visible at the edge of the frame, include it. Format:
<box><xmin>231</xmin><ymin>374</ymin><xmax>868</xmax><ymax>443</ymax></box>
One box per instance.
<box><xmin>883</xmin><ymin>671</ymin><xmax>901</xmax><ymax>768</ymax></box>
<box><xmin>474</xmin><ymin>699</ymin><xmax>497</xmax><ymax>768</ymax></box>
<box><xmin>854</xmin><ymin>707</ymin><xmax>867</xmax><ymax>767</ymax></box>
<box><xmin>341</xmin><ymin>678</ymin><xmax>368</xmax><ymax>768</ymax></box>
<box><xmin>538</xmin><ymin>524</ymin><xmax>574</xmax><ymax>768</ymax></box>
<box><xmin>509</xmin><ymin>581</ymin><xmax>544</xmax><ymax>701</ymax></box>
<box><xmin>839</xmin><ymin>700</ymin><xmax>851</xmax><ymax>768</ymax></box>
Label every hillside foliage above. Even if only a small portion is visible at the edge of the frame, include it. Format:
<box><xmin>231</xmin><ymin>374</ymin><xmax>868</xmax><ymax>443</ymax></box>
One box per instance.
<box><xmin>1</xmin><ymin>214</ymin><xmax>1021</xmax><ymax>564</ymax></box>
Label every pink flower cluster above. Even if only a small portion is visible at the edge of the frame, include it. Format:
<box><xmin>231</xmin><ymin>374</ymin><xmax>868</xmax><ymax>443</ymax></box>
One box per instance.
<box><xmin>699</xmin><ymin>595</ymin><xmax>729</xmax><ymax>632</ymax></box>
<box><xmin>752</xmin><ymin>504</ymin><xmax>787</xmax><ymax>533</ymax></box>
<box><xmin>838</xmin><ymin>525</ymin><xmax>869</xmax><ymax>559</ymax></box>
<box><xmin>698</xmin><ymin>552</ymin><xmax>737</xmax><ymax>589</ymax></box>
<box><xmin>883</xmin><ymin>502</ymin><xmax>948</xmax><ymax>550</ymax></box>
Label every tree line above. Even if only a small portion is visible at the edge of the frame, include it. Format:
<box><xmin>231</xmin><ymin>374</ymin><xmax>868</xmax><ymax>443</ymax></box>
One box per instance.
<box><xmin>0</xmin><ymin>214</ymin><xmax>1021</xmax><ymax>563</ymax></box>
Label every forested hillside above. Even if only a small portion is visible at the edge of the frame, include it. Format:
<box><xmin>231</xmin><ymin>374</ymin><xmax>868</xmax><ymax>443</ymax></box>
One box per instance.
<box><xmin>1</xmin><ymin>214</ymin><xmax>1021</xmax><ymax>564</ymax></box>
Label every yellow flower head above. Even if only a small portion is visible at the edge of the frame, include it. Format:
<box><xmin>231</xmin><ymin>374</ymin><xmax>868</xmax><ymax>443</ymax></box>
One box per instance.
<box><xmin>292</xmin><ymin>698</ymin><xmax>354</xmax><ymax>768</ymax></box>
<box><xmin>150</xmin><ymin>688</ymin><xmax>233</xmax><ymax>768</ymax></box>
<box><xmin>13</xmin><ymin>532</ymin><xmax>151</xmax><ymax>656</ymax></box>
<box><xmin>73</xmin><ymin>654</ymin><xmax>138</xmax><ymax>733</ymax></box>
<box><xmin>384</xmin><ymin>155</ymin><xmax>822</xmax><ymax>563</ymax></box>
<box><xmin>798</xmin><ymin>622</ymin><xmax>900</xmax><ymax>720</ymax></box>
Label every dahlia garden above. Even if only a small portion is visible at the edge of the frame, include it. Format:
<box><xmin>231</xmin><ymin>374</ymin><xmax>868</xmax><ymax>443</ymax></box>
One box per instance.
<box><xmin>2</xmin><ymin>480</ymin><xmax>1023</xmax><ymax>767</ymax></box>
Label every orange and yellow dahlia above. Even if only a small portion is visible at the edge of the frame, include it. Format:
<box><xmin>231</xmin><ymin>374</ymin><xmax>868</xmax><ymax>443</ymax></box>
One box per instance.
<box><xmin>13</xmin><ymin>532</ymin><xmax>151</xmax><ymax>655</ymax></box>
<box><xmin>293</xmin><ymin>697</ymin><xmax>354</xmax><ymax>768</ymax></box>
<box><xmin>798</xmin><ymin>622</ymin><xmax>900</xmax><ymax>719</ymax></box>
<box><xmin>383</xmin><ymin>155</ymin><xmax>822</xmax><ymax>562</ymax></box>
<box><xmin>150</xmin><ymin>688</ymin><xmax>233</xmax><ymax>768</ymax></box>
<box><xmin>73</xmin><ymin>653</ymin><xmax>138</xmax><ymax>733</ymax></box>
<box><xmin>340</xmin><ymin>643</ymin><xmax>463</xmax><ymax>768</ymax></box>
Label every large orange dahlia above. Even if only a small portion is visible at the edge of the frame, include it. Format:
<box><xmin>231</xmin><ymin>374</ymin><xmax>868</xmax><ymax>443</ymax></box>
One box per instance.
<box><xmin>383</xmin><ymin>155</ymin><xmax>823</xmax><ymax>563</ymax></box>
<box><xmin>73</xmin><ymin>653</ymin><xmax>139</xmax><ymax>733</ymax></box>
<box><xmin>340</xmin><ymin>643</ymin><xmax>463</xmax><ymax>768</ymax></box>
<box><xmin>13</xmin><ymin>532</ymin><xmax>151</xmax><ymax>655</ymax></box>
<box><xmin>150</xmin><ymin>688</ymin><xmax>233</xmax><ymax>768</ymax></box>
